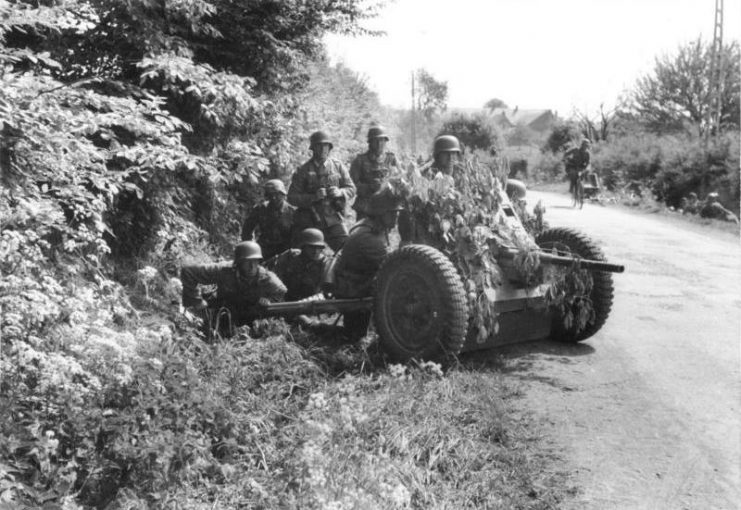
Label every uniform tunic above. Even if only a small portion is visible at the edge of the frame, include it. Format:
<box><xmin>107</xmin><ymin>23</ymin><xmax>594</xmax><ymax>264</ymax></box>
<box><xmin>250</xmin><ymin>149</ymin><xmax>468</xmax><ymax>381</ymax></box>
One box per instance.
<box><xmin>181</xmin><ymin>262</ymin><xmax>286</xmax><ymax>324</ymax></box>
<box><xmin>240</xmin><ymin>200</ymin><xmax>296</xmax><ymax>260</ymax></box>
<box><xmin>267</xmin><ymin>249</ymin><xmax>331</xmax><ymax>301</ymax></box>
<box><xmin>349</xmin><ymin>151</ymin><xmax>398</xmax><ymax>215</ymax></box>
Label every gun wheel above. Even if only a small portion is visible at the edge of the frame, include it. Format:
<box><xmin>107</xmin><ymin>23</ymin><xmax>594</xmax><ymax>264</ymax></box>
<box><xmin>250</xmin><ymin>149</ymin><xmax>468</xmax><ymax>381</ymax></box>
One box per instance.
<box><xmin>536</xmin><ymin>227</ymin><xmax>615</xmax><ymax>343</ymax></box>
<box><xmin>374</xmin><ymin>244</ymin><xmax>469</xmax><ymax>362</ymax></box>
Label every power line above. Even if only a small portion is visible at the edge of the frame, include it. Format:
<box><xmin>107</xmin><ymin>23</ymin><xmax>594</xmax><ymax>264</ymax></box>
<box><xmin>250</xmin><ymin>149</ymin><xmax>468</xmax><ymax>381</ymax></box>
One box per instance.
<box><xmin>705</xmin><ymin>0</ymin><xmax>724</xmax><ymax>140</ymax></box>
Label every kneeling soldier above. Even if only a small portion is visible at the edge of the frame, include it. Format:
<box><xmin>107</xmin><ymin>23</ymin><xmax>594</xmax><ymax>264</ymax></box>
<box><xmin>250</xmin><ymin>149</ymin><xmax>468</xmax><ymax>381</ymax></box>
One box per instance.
<box><xmin>181</xmin><ymin>241</ymin><xmax>286</xmax><ymax>338</ymax></box>
<box><xmin>267</xmin><ymin>228</ymin><xmax>331</xmax><ymax>302</ymax></box>
<box><xmin>334</xmin><ymin>185</ymin><xmax>404</xmax><ymax>341</ymax></box>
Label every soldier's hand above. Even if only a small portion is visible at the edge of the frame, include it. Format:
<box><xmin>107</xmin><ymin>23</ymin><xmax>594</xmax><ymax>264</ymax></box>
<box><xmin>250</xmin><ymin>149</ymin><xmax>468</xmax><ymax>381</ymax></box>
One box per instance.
<box><xmin>327</xmin><ymin>186</ymin><xmax>341</xmax><ymax>199</ymax></box>
<box><xmin>370</xmin><ymin>178</ymin><xmax>383</xmax><ymax>192</ymax></box>
<box><xmin>315</xmin><ymin>188</ymin><xmax>327</xmax><ymax>201</ymax></box>
<box><xmin>258</xmin><ymin>297</ymin><xmax>271</xmax><ymax>309</ymax></box>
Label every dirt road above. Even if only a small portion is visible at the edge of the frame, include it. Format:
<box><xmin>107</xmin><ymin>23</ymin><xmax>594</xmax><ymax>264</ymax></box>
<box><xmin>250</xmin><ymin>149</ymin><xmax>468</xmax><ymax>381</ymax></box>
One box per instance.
<box><xmin>503</xmin><ymin>191</ymin><xmax>740</xmax><ymax>510</ymax></box>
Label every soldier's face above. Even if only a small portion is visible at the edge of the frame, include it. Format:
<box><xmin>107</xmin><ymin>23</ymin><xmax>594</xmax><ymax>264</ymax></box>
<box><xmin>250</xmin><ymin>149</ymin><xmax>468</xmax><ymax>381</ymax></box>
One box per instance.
<box><xmin>301</xmin><ymin>245</ymin><xmax>324</xmax><ymax>261</ymax></box>
<box><xmin>236</xmin><ymin>259</ymin><xmax>260</xmax><ymax>279</ymax></box>
<box><xmin>312</xmin><ymin>143</ymin><xmax>331</xmax><ymax>162</ymax></box>
<box><xmin>436</xmin><ymin>152</ymin><xmax>457</xmax><ymax>171</ymax></box>
<box><xmin>370</xmin><ymin>138</ymin><xmax>387</xmax><ymax>154</ymax></box>
<box><xmin>267</xmin><ymin>192</ymin><xmax>285</xmax><ymax>207</ymax></box>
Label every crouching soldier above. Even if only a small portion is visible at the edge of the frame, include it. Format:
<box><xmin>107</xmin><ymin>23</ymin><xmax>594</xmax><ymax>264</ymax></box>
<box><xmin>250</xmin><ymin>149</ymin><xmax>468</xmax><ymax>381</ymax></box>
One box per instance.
<box><xmin>334</xmin><ymin>185</ymin><xmax>404</xmax><ymax>342</ymax></box>
<box><xmin>267</xmin><ymin>228</ymin><xmax>330</xmax><ymax>302</ymax></box>
<box><xmin>266</xmin><ymin>228</ymin><xmax>332</xmax><ymax>329</ymax></box>
<box><xmin>241</xmin><ymin>179</ymin><xmax>296</xmax><ymax>260</ymax></box>
<box><xmin>181</xmin><ymin>241</ymin><xmax>287</xmax><ymax>339</ymax></box>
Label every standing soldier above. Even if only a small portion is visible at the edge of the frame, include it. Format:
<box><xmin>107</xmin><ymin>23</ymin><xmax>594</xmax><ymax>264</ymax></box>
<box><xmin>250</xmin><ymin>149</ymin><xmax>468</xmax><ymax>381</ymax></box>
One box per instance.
<box><xmin>334</xmin><ymin>186</ymin><xmax>404</xmax><ymax>342</ymax></box>
<box><xmin>288</xmin><ymin>130</ymin><xmax>356</xmax><ymax>252</ymax></box>
<box><xmin>399</xmin><ymin>134</ymin><xmax>464</xmax><ymax>246</ymax></box>
<box><xmin>241</xmin><ymin>179</ymin><xmax>295</xmax><ymax>260</ymax></box>
<box><xmin>350</xmin><ymin>125</ymin><xmax>399</xmax><ymax>219</ymax></box>
<box><xmin>421</xmin><ymin>134</ymin><xmax>464</xmax><ymax>182</ymax></box>
<box><xmin>181</xmin><ymin>241</ymin><xmax>286</xmax><ymax>338</ymax></box>
<box><xmin>267</xmin><ymin>228</ymin><xmax>331</xmax><ymax>302</ymax></box>
<box><xmin>564</xmin><ymin>138</ymin><xmax>591</xmax><ymax>195</ymax></box>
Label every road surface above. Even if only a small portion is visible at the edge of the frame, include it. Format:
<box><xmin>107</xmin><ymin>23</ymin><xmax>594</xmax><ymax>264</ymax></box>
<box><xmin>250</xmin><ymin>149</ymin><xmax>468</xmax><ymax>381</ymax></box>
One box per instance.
<box><xmin>503</xmin><ymin>191</ymin><xmax>740</xmax><ymax>510</ymax></box>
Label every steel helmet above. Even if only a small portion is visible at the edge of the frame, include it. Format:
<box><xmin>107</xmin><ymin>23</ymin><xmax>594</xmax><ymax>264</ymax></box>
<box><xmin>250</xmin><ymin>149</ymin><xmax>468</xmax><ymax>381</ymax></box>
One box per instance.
<box><xmin>298</xmin><ymin>228</ymin><xmax>326</xmax><ymax>247</ymax></box>
<box><xmin>309</xmin><ymin>130</ymin><xmax>333</xmax><ymax>150</ymax></box>
<box><xmin>263</xmin><ymin>179</ymin><xmax>287</xmax><ymax>195</ymax></box>
<box><xmin>581</xmin><ymin>138</ymin><xmax>592</xmax><ymax>146</ymax></box>
<box><xmin>433</xmin><ymin>135</ymin><xmax>461</xmax><ymax>157</ymax></box>
<box><xmin>233</xmin><ymin>241</ymin><xmax>263</xmax><ymax>261</ymax></box>
<box><xmin>505</xmin><ymin>178</ymin><xmax>527</xmax><ymax>200</ymax></box>
<box><xmin>367</xmin><ymin>186</ymin><xmax>404</xmax><ymax>216</ymax></box>
<box><xmin>367</xmin><ymin>126</ymin><xmax>390</xmax><ymax>141</ymax></box>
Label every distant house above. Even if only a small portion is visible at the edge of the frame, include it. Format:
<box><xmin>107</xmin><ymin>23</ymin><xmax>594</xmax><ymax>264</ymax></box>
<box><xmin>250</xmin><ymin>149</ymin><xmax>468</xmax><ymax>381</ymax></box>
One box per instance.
<box><xmin>491</xmin><ymin>107</ymin><xmax>556</xmax><ymax>132</ymax></box>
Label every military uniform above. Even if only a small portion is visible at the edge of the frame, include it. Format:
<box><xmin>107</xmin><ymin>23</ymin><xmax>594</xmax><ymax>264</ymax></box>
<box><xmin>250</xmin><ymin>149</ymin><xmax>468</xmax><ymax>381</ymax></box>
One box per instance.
<box><xmin>267</xmin><ymin>249</ymin><xmax>331</xmax><ymax>301</ymax></box>
<box><xmin>241</xmin><ymin>200</ymin><xmax>296</xmax><ymax>260</ymax></box>
<box><xmin>564</xmin><ymin>146</ymin><xmax>591</xmax><ymax>193</ymax></box>
<box><xmin>334</xmin><ymin>218</ymin><xmax>391</xmax><ymax>340</ymax></box>
<box><xmin>288</xmin><ymin>158</ymin><xmax>356</xmax><ymax>251</ymax></box>
<box><xmin>181</xmin><ymin>262</ymin><xmax>286</xmax><ymax>326</ymax></box>
<box><xmin>350</xmin><ymin>151</ymin><xmax>398</xmax><ymax>217</ymax></box>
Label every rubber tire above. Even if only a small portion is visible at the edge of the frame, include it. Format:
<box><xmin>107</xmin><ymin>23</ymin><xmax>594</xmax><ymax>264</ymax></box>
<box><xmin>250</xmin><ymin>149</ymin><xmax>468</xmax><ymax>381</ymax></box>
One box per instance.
<box><xmin>536</xmin><ymin>227</ymin><xmax>615</xmax><ymax>342</ymax></box>
<box><xmin>374</xmin><ymin>244</ymin><xmax>469</xmax><ymax>362</ymax></box>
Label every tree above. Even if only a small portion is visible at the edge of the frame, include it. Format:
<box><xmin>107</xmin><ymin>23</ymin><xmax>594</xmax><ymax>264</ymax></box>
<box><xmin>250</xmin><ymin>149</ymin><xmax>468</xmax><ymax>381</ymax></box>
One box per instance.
<box><xmin>484</xmin><ymin>98</ymin><xmax>508</xmax><ymax>112</ymax></box>
<box><xmin>439</xmin><ymin>113</ymin><xmax>503</xmax><ymax>153</ymax></box>
<box><xmin>415</xmin><ymin>68</ymin><xmax>448</xmax><ymax>121</ymax></box>
<box><xmin>631</xmin><ymin>38</ymin><xmax>740</xmax><ymax>134</ymax></box>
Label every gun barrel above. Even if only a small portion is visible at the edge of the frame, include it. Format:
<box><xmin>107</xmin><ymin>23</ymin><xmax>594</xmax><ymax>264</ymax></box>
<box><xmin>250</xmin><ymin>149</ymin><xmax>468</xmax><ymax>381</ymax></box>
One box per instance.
<box><xmin>538</xmin><ymin>252</ymin><xmax>625</xmax><ymax>273</ymax></box>
<box><xmin>264</xmin><ymin>297</ymin><xmax>374</xmax><ymax>316</ymax></box>
<box><xmin>500</xmin><ymin>249</ymin><xmax>625</xmax><ymax>273</ymax></box>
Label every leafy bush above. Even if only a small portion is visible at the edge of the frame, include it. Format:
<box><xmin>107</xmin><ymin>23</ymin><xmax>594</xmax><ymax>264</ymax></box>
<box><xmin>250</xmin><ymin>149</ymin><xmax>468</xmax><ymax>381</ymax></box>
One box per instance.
<box><xmin>438</xmin><ymin>112</ymin><xmax>504</xmax><ymax>154</ymax></box>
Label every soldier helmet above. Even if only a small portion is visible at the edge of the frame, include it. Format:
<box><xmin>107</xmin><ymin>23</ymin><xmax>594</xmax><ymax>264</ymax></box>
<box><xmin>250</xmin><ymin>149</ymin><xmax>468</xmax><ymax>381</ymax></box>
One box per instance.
<box><xmin>505</xmin><ymin>178</ymin><xmax>527</xmax><ymax>200</ymax></box>
<box><xmin>309</xmin><ymin>130</ymin><xmax>333</xmax><ymax>150</ymax></box>
<box><xmin>433</xmin><ymin>135</ymin><xmax>461</xmax><ymax>157</ymax></box>
<box><xmin>233</xmin><ymin>241</ymin><xmax>263</xmax><ymax>261</ymax></box>
<box><xmin>263</xmin><ymin>179</ymin><xmax>287</xmax><ymax>195</ymax></box>
<box><xmin>708</xmin><ymin>192</ymin><xmax>719</xmax><ymax>199</ymax></box>
<box><xmin>367</xmin><ymin>125</ymin><xmax>390</xmax><ymax>141</ymax></box>
<box><xmin>298</xmin><ymin>228</ymin><xmax>326</xmax><ymax>248</ymax></box>
<box><xmin>367</xmin><ymin>185</ymin><xmax>405</xmax><ymax>216</ymax></box>
<box><xmin>581</xmin><ymin>138</ymin><xmax>592</xmax><ymax>146</ymax></box>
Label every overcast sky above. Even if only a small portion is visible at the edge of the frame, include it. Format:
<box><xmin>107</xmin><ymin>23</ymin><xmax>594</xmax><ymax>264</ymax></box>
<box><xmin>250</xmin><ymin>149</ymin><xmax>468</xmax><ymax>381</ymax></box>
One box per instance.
<box><xmin>325</xmin><ymin>0</ymin><xmax>741</xmax><ymax>117</ymax></box>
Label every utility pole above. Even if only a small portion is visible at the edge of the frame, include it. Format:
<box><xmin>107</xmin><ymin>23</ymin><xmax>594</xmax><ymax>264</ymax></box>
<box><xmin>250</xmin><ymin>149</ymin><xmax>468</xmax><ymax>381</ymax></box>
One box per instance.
<box><xmin>705</xmin><ymin>0</ymin><xmax>724</xmax><ymax>141</ymax></box>
<box><xmin>411</xmin><ymin>70</ymin><xmax>417</xmax><ymax>156</ymax></box>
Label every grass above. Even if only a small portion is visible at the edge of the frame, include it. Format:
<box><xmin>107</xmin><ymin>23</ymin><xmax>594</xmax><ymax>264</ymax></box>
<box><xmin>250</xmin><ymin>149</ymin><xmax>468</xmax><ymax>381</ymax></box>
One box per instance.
<box><xmin>104</xmin><ymin>325</ymin><xmax>576</xmax><ymax>509</ymax></box>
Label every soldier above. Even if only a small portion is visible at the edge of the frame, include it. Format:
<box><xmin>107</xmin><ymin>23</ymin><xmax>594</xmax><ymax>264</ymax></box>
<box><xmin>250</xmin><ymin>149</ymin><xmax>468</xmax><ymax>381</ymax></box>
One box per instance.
<box><xmin>700</xmin><ymin>192</ymin><xmax>740</xmax><ymax>224</ymax></box>
<box><xmin>334</xmin><ymin>185</ymin><xmax>404</xmax><ymax>341</ymax></box>
<box><xmin>564</xmin><ymin>139</ymin><xmax>591</xmax><ymax>195</ymax></box>
<box><xmin>350</xmin><ymin>125</ymin><xmax>399</xmax><ymax>219</ymax></box>
<box><xmin>267</xmin><ymin>228</ymin><xmax>331</xmax><ymax>301</ymax></box>
<box><xmin>421</xmin><ymin>134</ymin><xmax>464</xmax><ymax>182</ymax></box>
<box><xmin>181</xmin><ymin>241</ymin><xmax>286</xmax><ymax>338</ymax></box>
<box><xmin>399</xmin><ymin>135</ymin><xmax>464</xmax><ymax>247</ymax></box>
<box><xmin>241</xmin><ymin>179</ymin><xmax>295</xmax><ymax>260</ymax></box>
<box><xmin>288</xmin><ymin>130</ymin><xmax>356</xmax><ymax>252</ymax></box>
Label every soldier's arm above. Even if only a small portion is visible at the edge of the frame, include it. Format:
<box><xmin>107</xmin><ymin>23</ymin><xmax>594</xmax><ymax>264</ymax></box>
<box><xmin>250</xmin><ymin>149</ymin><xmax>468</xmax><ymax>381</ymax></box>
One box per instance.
<box><xmin>240</xmin><ymin>207</ymin><xmax>260</xmax><ymax>241</ymax></box>
<box><xmin>180</xmin><ymin>264</ymin><xmax>221</xmax><ymax>307</ymax></box>
<box><xmin>287</xmin><ymin>167</ymin><xmax>315</xmax><ymax>208</ymax></box>
<box><xmin>264</xmin><ymin>270</ymin><xmax>287</xmax><ymax>302</ymax></box>
<box><xmin>337</xmin><ymin>161</ymin><xmax>357</xmax><ymax>203</ymax></box>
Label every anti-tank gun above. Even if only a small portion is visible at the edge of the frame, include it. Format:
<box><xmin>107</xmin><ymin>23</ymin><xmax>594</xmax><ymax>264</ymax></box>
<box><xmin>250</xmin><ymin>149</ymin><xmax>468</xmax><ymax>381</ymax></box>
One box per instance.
<box><xmin>264</xmin><ymin>163</ymin><xmax>624</xmax><ymax>362</ymax></box>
